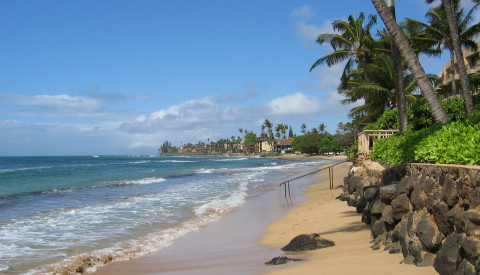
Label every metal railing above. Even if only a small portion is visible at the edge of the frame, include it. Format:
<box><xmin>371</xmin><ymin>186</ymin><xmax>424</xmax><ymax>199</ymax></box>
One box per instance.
<box><xmin>279</xmin><ymin>160</ymin><xmax>350</xmax><ymax>199</ymax></box>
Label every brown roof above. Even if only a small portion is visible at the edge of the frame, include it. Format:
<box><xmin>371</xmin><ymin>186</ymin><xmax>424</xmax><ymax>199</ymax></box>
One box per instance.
<box><xmin>277</xmin><ymin>138</ymin><xmax>293</xmax><ymax>145</ymax></box>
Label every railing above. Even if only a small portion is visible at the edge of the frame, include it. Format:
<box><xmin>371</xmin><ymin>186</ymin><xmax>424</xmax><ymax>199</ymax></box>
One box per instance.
<box><xmin>279</xmin><ymin>160</ymin><xmax>350</xmax><ymax>199</ymax></box>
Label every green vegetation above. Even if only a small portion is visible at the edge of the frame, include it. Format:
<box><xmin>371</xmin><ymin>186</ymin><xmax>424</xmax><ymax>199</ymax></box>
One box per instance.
<box><xmin>370</xmin><ymin>111</ymin><xmax>480</xmax><ymax>166</ymax></box>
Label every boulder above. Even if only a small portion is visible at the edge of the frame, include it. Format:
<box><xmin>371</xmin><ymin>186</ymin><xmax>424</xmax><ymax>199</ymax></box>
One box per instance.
<box><xmin>281</xmin><ymin>234</ymin><xmax>335</xmax><ymax>252</ymax></box>
<box><xmin>456</xmin><ymin>258</ymin><xmax>476</xmax><ymax>275</ymax></box>
<box><xmin>432</xmin><ymin>199</ymin><xmax>453</xmax><ymax>236</ymax></box>
<box><xmin>356</xmin><ymin>197</ymin><xmax>366</xmax><ymax>214</ymax></box>
<box><xmin>407</xmin><ymin>238</ymin><xmax>423</xmax><ymax>263</ymax></box>
<box><xmin>380</xmin><ymin>185</ymin><xmax>397</xmax><ymax>204</ymax></box>
<box><xmin>364</xmin><ymin>186</ymin><xmax>379</xmax><ymax>202</ymax></box>
<box><xmin>382</xmin><ymin>205</ymin><xmax>394</xmax><ymax>225</ymax></box>
<box><xmin>370</xmin><ymin>198</ymin><xmax>385</xmax><ymax>216</ymax></box>
<box><xmin>391</xmin><ymin>194</ymin><xmax>411</xmax><ymax>220</ymax></box>
<box><xmin>372</xmin><ymin>220</ymin><xmax>386</xmax><ymax>239</ymax></box>
<box><xmin>464</xmin><ymin>208</ymin><xmax>480</xmax><ymax>238</ymax></box>
<box><xmin>410</xmin><ymin>185</ymin><xmax>427</xmax><ymax>210</ymax></box>
<box><xmin>396</xmin><ymin>176</ymin><xmax>410</xmax><ymax>195</ymax></box>
<box><xmin>461</xmin><ymin>235</ymin><xmax>480</xmax><ymax>260</ymax></box>
<box><xmin>442</xmin><ymin>177</ymin><xmax>459</xmax><ymax>206</ymax></box>
<box><xmin>415</xmin><ymin>210</ymin><xmax>444</xmax><ymax>252</ymax></box>
<box><xmin>265</xmin><ymin>256</ymin><xmax>301</xmax><ymax>265</ymax></box>
<box><xmin>433</xmin><ymin>234</ymin><xmax>463</xmax><ymax>275</ymax></box>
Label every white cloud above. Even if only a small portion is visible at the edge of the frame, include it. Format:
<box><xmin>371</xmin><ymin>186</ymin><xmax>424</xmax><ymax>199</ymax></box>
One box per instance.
<box><xmin>266</xmin><ymin>92</ymin><xmax>322</xmax><ymax>115</ymax></box>
<box><xmin>291</xmin><ymin>5</ymin><xmax>314</xmax><ymax>20</ymax></box>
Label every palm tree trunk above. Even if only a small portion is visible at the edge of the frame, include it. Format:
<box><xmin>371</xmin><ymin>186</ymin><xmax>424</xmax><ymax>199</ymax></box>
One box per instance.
<box><xmin>443</xmin><ymin>0</ymin><xmax>474</xmax><ymax>115</ymax></box>
<box><xmin>448</xmin><ymin>50</ymin><xmax>458</xmax><ymax>97</ymax></box>
<box><xmin>388</xmin><ymin>0</ymin><xmax>408</xmax><ymax>132</ymax></box>
<box><xmin>371</xmin><ymin>0</ymin><xmax>449</xmax><ymax>124</ymax></box>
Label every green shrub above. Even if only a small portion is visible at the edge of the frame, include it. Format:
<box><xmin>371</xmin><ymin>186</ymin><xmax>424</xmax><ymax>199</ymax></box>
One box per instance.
<box><xmin>370</xmin><ymin>110</ymin><xmax>480</xmax><ymax>166</ymax></box>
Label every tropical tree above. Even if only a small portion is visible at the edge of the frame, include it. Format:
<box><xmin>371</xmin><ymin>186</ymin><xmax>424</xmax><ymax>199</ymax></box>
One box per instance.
<box><xmin>438</xmin><ymin>0</ymin><xmax>477</xmax><ymax>115</ymax></box>
<box><xmin>386</xmin><ymin>0</ymin><xmax>408</xmax><ymax>132</ymax></box>
<box><xmin>371</xmin><ymin>0</ymin><xmax>449</xmax><ymax>124</ymax></box>
<box><xmin>310</xmin><ymin>12</ymin><xmax>378</xmax><ymax>83</ymax></box>
<box><xmin>318</xmin><ymin>123</ymin><xmax>326</xmax><ymax>134</ymax></box>
<box><xmin>301</xmin><ymin>123</ymin><xmax>307</xmax><ymax>135</ymax></box>
<box><xmin>263</xmin><ymin>119</ymin><xmax>273</xmax><ymax>139</ymax></box>
<box><xmin>407</xmin><ymin>1</ymin><xmax>479</xmax><ymax>116</ymax></box>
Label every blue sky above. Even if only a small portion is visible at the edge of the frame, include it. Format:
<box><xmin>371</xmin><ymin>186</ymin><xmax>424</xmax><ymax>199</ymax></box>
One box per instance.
<box><xmin>0</xmin><ymin>0</ymin><xmax>476</xmax><ymax>156</ymax></box>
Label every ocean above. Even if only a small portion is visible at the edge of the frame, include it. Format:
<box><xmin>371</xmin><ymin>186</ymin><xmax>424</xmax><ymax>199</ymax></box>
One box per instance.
<box><xmin>0</xmin><ymin>155</ymin><xmax>336</xmax><ymax>274</ymax></box>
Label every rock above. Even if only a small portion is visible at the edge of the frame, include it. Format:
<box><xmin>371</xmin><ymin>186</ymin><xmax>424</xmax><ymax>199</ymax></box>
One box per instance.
<box><xmin>281</xmin><ymin>234</ymin><xmax>335</xmax><ymax>252</ymax></box>
<box><xmin>417</xmin><ymin>252</ymin><xmax>435</xmax><ymax>267</ymax></box>
<box><xmin>415</xmin><ymin>210</ymin><xmax>444</xmax><ymax>252</ymax></box>
<box><xmin>380</xmin><ymin>185</ymin><xmax>397</xmax><ymax>204</ymax></box>
<box><xmin>433</xmin><ymin>234</ymin><xmax>463</xmax><ymax>275</ymax></box>
<box><xmin>396</xmin><ymin>176</ymin><xmax>410</xmax><ymax>195</ymax></box>
<box><xmin>432</xmin><ymin>199</ymin><xmax>453</xmax><ymax>236</ymax></box>
<box><xmin>265</xmin><ymin>256</ymin><xmax>301</xmax><ymax>265</ymax></box>
<box><xmin>456</xmin><ymin>258</ymin><xmax>476</xmax><ymax>275</ymax></box>
<box><xmin>461</xmin><ymin>235</ymin><xmax>480</xmax><ymax>260</ymax></box>
<box><xmin>410</xmin><ymin>185</ymin><xmax>427</xmax><ymax>210</ymax></box>
<box><xmin>447</xmin><ymin>204</ymin><xmax>465</xmax><ymax>232</ymax></box>
<box><xmin>372</xmin><ymin>220</ymin><xmax>386</xmax><ymax>239</ymax></box>
<box><xmin>382</xmin><ymin>205</ymin><xmax>394</xmax><ymax>225</ymax></box>
<box><xmin>464</xmin><ymin>208</ymin><xmax>480</xmax><ymax>238</ymax></box>
<box><xmin>356</xmin><ymin>197</ymin><xmax>366</xmax><ymax>214</ymax></box>
<box><xmin>364</xmin><ymin>186</ymin><xmax>379</xmax><ymax>202</ymax></box>
<box><xmin>408</xmin><ymin>239</ymin><xmax>423</xmax><ymax>263</ymax></box>
<box><xmin>391</xmin><ymin>194</ymin><xmax>411</xmax><ymax>221</ymax></box>
<box><xmin>442</xmin><ymin>177</ymin><xmax>459</xmax><ymax>206</ymax></box>
<box><xmin>361</xmin><ymin>209</ymin><xmax>371</xmax><ymax>225</ymax></box>
<box><xmin>370</xmin><ymin>198</ymin><xmax>385</xmax><ymax>216</ymax></box>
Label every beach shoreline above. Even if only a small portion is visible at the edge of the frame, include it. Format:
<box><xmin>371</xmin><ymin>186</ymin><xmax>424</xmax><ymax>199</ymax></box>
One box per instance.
<box><xmin>95</xmin><ymin>155</ymin><xmax>436</xmax><ymax>274</ymax></box>
<box><xmin>260</xmin><ymin>161</ymin><xmax>436</xmax><ymax>275</ymax></box>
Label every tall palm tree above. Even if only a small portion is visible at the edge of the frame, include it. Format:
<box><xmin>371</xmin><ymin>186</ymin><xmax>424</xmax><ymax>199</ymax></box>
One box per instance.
<box><xmin>301</xmin><ymin>124</ymin><xmax>307</xmax><ymax>135</ymax></box>
<box><xmin>263</xmin><ymin>119</ymin><xmax>273</xmax><ymax>139</ymax></box>
<box><xmin>371</xmin><ymin>0</ymin><xmax>449</xmax><ymax>124</ymax></box>
<box><xmin>407</xmin><ymin>1</ymin><xmax>479</xmax><ymax>113</ymax></box>
<box><xmin>310</xmin><ymin>12</ymin><xmax>378</xmax><ymax>82</ymax></box>
<box><xmin>439</xmin><ymin>0</ymin><xmax>478</xmax><ymax>115</ymax></box>
<box><xmin>386</xmin><ymin>0</ymin><xmax>408</xmax><ymax>132</ymax></box>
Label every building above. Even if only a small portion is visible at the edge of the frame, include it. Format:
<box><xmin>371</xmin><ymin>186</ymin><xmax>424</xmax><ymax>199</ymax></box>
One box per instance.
<box><xmin>357</xmin><ymin>130</ymin><xmax>399</xmax><ymax>159</ymax></box>
<box><xmin>276</xmin><ymin>138</ymin><xmax>294</xmax><ymax>154</ymax></box>
<box><xmin>437</xmin><ymin>41</ymin><xmax>480</xmax><ymax>96</ymax></box>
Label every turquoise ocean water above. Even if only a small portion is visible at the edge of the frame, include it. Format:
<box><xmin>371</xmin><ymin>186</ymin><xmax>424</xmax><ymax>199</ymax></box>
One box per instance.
<box><xmin>0</xmin><ymin>155</ymin><xmax>335</xmax><ymax>274</ymax></box>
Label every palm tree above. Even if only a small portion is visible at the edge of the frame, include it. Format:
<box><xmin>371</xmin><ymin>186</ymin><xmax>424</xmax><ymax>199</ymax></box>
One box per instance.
<box><xmin>318</xmin><ymin>123</ymin><xmax>326</xmax><ymax>134</ymax></box>
<box><xmin>407</xmin><ymin>1</ymin><xmax>479</xmax><ymax>113</ymax></box>
<box><xmin>263</xmin><ymin>119</ymin><xmax>273</xmax><ymax>139</ymax></box>
<box><xmin>339</xmin><ymin>54</ymin><xmax>422</xmax><ymax>121</ymax></box>
<box><xmin>434</xmin><ymin>0</ymin><xmax>478</xmax><ymax>115</ymax></box>
<box><xmin>385</xmin><ymin>0</ymin><xmax>408</xmax><ymax>132</ymax></box>
<box><xmin>301</xmin><ymin>124</ymin><xmax>307</xmax><ymax>135</ymax></box>
<box><xmin>310</xmin><ymin>12</ymin><xmax>378</xmax><ymax>82</ymax></box>
<box><xmin>371</xmin><ymin>0</ymin><xmax>449</xmax><ymax>124</ymax></box>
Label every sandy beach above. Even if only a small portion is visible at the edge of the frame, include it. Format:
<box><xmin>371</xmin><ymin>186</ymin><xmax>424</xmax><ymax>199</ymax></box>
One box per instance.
<box><xmin>96</xmin><ymin>156</ymin><xmax>437</xmax><ymax>274</ymax></box>
<box><xmin>260</xmin><ymin>161</ymin><xmax>436</xmax><ymax>275</ymax></box>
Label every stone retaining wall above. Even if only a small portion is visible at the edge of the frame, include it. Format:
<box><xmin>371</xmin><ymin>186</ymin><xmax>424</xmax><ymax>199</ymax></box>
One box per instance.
<box><xmin>340</xmin><ymin>160</ymin><xmax>480</xmax><ymax>274</ymax></box>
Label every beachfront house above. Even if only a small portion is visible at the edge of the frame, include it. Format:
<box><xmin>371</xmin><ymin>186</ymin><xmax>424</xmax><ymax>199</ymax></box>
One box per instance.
<box><xmin>357</xmin><ymin>130</ymin><xmax>399</xmax><ymax>159</ymax></box>
<box><xmin>276</xmin><ymin>138</ymin><xmax>294</xmax><ymax>154</ymax></box>
<box><xmin>256</xmin><ymin>137</ymin><xmax>275</xmax><ymax>153</ymax></box>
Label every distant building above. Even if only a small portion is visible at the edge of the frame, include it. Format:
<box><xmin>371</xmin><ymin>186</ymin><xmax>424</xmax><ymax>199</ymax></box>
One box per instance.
<box><xmin>256</xmin><ymin>137</ymin><xmax>275</xmax><ymax>153</ymax></box>
<box><xmin>437</xmin><ymin>41</ymin><xmax>480</xmax><ymax>96</ymax></box>
<box><xmin>276</xmin><ymin>138</ymin><xmax>294</xmax><ymax>154</ymax></box>
<box><xmin>255</xmin><ymin>137</ymin><xmax>294</xmax><ymax>154</ymax></box>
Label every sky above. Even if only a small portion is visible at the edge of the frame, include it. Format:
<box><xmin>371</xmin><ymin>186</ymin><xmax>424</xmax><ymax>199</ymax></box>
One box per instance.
<box><xmin>0</xmin><ymin>0</ymin><xmax>476</xmax><ymax>156</ymax></box>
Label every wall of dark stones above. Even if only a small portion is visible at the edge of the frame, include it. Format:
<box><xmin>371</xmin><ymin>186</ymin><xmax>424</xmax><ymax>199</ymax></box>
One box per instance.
<box><xmin>340</xmin><ymin>160</ymin><xmax>480</xmax><ymax>275</ymax></box>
